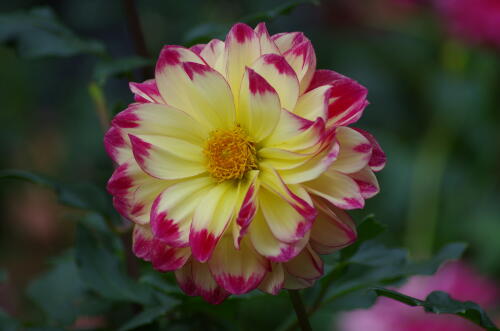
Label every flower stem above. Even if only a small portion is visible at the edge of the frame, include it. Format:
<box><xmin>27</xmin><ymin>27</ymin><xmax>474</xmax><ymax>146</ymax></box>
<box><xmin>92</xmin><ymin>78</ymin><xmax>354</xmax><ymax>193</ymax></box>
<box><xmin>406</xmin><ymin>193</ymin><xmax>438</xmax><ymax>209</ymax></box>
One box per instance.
<box><xmin>288</xmin><ymin>290</ymin><xmax>312</xmax><ymax>331</ymax></box>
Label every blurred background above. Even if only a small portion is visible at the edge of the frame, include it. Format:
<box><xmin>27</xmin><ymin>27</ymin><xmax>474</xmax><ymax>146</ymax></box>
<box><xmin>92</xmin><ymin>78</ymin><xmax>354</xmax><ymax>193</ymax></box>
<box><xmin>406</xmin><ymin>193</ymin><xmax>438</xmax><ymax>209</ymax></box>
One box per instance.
<box><xmin>1</xmin><ymin>0</ymin><xmax>499</xmax><ymax>330</ymax></box>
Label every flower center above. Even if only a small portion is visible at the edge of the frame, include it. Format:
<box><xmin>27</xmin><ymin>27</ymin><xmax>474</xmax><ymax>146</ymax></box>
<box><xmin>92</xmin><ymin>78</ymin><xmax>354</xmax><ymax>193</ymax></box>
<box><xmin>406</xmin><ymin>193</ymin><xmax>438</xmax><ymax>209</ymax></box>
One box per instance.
<box><xmin>204</xmin><ymin>126</ymin><xmax>258</xmax><ymax>182</ymax></box>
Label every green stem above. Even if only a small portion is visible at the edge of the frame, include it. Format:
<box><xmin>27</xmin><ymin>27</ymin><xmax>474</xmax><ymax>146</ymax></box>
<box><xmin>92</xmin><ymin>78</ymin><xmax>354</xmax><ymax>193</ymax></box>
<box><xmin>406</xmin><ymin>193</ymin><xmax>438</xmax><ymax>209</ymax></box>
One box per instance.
<box><xmin>404</xmin><ymin>121</ymin><xmax>453</xmax><ymax>259</ymax></box>
<box><xmin>88</xmin><ymin>82</ymin><xmax>109</xmax><ymax>132</ymax></box>
<box><xmin>288</xmin><ymin>290</ymin><xmax>312</xmax><ymax>331</ymax></box>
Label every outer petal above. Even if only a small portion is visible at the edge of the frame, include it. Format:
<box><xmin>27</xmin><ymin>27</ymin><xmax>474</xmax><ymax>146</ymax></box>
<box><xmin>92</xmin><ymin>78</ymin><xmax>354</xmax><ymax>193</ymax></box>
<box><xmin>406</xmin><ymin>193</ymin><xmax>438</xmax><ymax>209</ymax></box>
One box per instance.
<box><xmin>132</xmin><ymin>224</ymin><xmax>154</xmax><ymax>261</ymax></box>
<box><xmin>350</xmin><ymin>166</ymin><xmax>380</xmax><ymax>199</ymax></box>
<box><xmin>284</xmin><ymin>245</ymin><xmax>323</xmax><ymax>283</ymax></box>
<box><xmin>310</xmin><ymin>197</ymin><xmax>357</xmax><ymax>254</ymax></box>
<box><xmin>224</xmin><ymin>23</ymin><xmax>261</xmax><ymax>102</ymax></box>
<box><xmin>255</xmin><ymin>23</ymin><xmax>280</xmax><ymax>55</ymax></box>
<box><xmin>104</xmin><ymin>125</ymin><xmax>131</xmax><ymax>164</ymax></box>
<box><xmin>209</xmin><ymin>236</ymin><xmax>269</xmax><ymax>295</ymax></box>
<box><xmin>293</xmin><ymin>85</ymin><xmax>331</xmax><ymax>122</ymax></box>
<box><xmin>250</xmin><ymin>54</ymin><xmax>299</xmax><ymax>111</ymax></box>
<box><xmin>271</xmin><ymin>32</ymin><xmax>307</xmax><ymax>53</ymax></box>
<box><xmin>282</xmin><ymin>38</ymin><xmax>316</xmax><ymax>94</ymax></box>
<box><xmin>249</xmin><ymin>209</ymin><xmax>309</xmax><ymax>262</ymax></box>
<box><xmin>258</xmin><ymin>263</ymin><xmax>285</xmax><ymax>295</ymax></box>
<box><xmin>305</xmin><ymin>169</ymin><xmax>364</xmax><ymax>210</ymax></box>
<box><xmin>199</xmin><ymin>39</ymin><xmax>225</xmax><ymax>73</ymax></box>
<box><xmin>107</xmin><ymin>161</ymin><xmax>169</xmax><ymax>224</ymax></box>
<box><xmin>329</xmin><ymin>126</ymin><xmax>372</xmax><ymax>174</ymax></box>
<box><xmin>307</xmin><ymin>69</ymin><xmax>347</xmax><ymax>91</ymax></box>
<box><xmin>151</xmin><ymin>177</ymin><xmax>215</xmax><ymax>247</ymax></box>
<box><xmin>155</xmin><ymin>46</ymin><xmax>235</xmax><ymax>130</ymax></box>
<box><xmin>112</xmin><ymin>103</ymin><xmax>208</xmax><ymax>145</ymax></box>
<box><xmin>129</xmin><ymin>134</ymin><xmax>205</xmax><ymax>180</ymax></box>
<box><xmin>150</xmin><ymin>240</ymin><xmax>191</xmax><ymax>272</ymax></box>
<box><xmin>238</xmin><ymin>68</ymin><xmax>281</xmax><ymax>142</ymax></box>
<box><xmin>129</xmin><ymin>79</ymin><xmax>164</xmax><ymax>104</ymax></box>
<box><xmin>175</xmin><ymin>258</ymin><xmax>230</xmax><ymax>304</ymax></box>
<box><xmin>263</xmin><ymin>110</ymin><xmax>325</xmax><ymax>152</ymax></box>
<box><xmin>327</xmin><ymin>77</ymin><xmax>368</xmax><ymax>127</ymax></box>
<box><xmin>353</xmin><ymin>128</ymin><xmax>386</xmax><ymax>172</ymax></box>
<box><xmin>190</xmin><ymin>182</ymin><xmax>239</xmax><ymax>262</ymax></box>
<box><xmin>189</xmin><ymin>43</ymin><xmax>205</xmax><ymax>55</ymax></box>
<box><xmin>278</xmin><ymin>137</ymin><xmax>339</xmax><ymax>184</ymax></box>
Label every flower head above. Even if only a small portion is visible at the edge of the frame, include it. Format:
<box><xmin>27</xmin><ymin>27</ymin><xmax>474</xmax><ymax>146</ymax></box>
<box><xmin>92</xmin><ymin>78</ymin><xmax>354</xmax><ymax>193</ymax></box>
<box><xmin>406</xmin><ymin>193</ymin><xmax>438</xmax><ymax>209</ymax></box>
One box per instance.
<box><xmin>338</xmin><ymin>261</ymin><xmax>499</xmax><ymax>331</ymax></box>
<box><xmin>105</xmin><ymin>22</ymin><xmax>385</xmax><ymax>303</ymax></box>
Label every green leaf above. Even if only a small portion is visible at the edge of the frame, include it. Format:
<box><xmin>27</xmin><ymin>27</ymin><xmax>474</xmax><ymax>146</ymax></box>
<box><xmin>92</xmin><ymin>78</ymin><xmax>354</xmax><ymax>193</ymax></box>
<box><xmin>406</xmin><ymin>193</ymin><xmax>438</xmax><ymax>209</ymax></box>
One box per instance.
<box><xmin>340</xmin><ymin>216</ymin><xmax>386</xmax><ymax>261</ymax></box>
<box><xmin>26</xmin><ymin>252</ymin><xmax>110</xmax><ymax>326</ymax></box>
<box><xmin>322</xmin><ymin>242</ymin><xmax>467</xmax><ymax>307</ymax></box>
<box><xmin>75</xmin><ymin>224</ymin><xmax>153</xmax><ymax>305</ymax></box>
<box><xmin>373</xmin><ymin>288</ymin><xmax>500</xmax><ymax>331</ymax></box>
<box><xmin>119</xmin><ymin>304</ymin><xmax>174</xmax><ymax>331</ymax></box>
<box><xmin>183</xmin><ymin>0</ymin><xmax>318</xmax><ymax>46</ymax></box>
<box><xmin>0</xmin><ymin>169</ymin><xmax>112</xmax><ymax>217</ymax></box>
<box><xmin>93</xmin><ymin>56</ymin><xmax>153</xmax><ymax>85</ymax></box>
<box><xmin>241</xmin><ymin>0</ymin><xmax>320</xmax><ymax>26</ymax></box>
<box><xmin>0</xmin><ymin>7</ymin><xmax>105</xmax><ymax>58</ymax></box>
<box><xmin>183</xmin><ymin>23</ymin><xmax>228</xmax><ymax>46</ymax></box>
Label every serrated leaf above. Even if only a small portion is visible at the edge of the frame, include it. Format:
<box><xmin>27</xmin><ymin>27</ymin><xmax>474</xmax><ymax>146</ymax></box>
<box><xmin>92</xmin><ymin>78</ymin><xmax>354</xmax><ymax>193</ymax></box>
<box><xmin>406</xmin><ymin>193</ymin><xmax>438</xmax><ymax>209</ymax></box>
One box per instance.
<box><xmin>0</xmin><ymin>7</ymin><xmax>105</xmax><ymax>58</ymax></box>
<box><xmin>93</xmin><ymin>56</ymin><xmax>153</xmax><ymax>85</ymax></box>
<box><xmin>322</xmin><ymin>243</ymin><xmax>467</xmax><ymax>307</ymax></box>
<box><xmin>75</xmin><ymin>224</ymin><xmax>154</xmax><ymax>305</ymax></box>
<box><xmin>0</xmin><ymin>169</ymin><xmax>112</xmax><ymax>217</ymax></box>
<box><xmin>373</xmin><ymin>288</ymin><xmax>499</xmax><ymax>331</ymax></box>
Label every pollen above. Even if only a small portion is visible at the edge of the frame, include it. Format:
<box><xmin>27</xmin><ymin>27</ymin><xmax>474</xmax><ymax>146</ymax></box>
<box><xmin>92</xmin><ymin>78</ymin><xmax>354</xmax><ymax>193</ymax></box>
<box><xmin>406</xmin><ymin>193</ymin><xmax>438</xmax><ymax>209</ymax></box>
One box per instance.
<box><xmin>204</xmin><ymin>126</ymin><xmax>258</xmax><ymax>182</ymax></box>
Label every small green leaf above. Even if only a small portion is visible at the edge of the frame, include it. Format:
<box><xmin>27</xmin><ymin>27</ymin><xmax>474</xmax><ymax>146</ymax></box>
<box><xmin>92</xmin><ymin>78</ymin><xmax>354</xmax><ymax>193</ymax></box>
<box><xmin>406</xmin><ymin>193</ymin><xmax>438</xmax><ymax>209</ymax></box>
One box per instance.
<box><xmin>75</xmin><ymin>224</ymin><xmax>153</xmax><ymax>305</ymax></box>
<box><xmin>0</xmin><ymin>7</ymin><xmax>105</xmax><ymax>58</ymax></box>
<box><xmin>119</xmin><ymin>304</ymin><xmax>174</xmax><ymax>331</ymax></box>
<box><xmin>373</xmin><ymin>288</ymin><xmax>500</xmax><ymax>331</ymax></box>
<box><xmin>93</xmin><ymin>56</ymin><xmax>153</xmax><ymax>85</ymax></box>
<box><xmin>0</xmin><ymin>169</ymin><xmax>112</xmax><ymax>217</ymax></box>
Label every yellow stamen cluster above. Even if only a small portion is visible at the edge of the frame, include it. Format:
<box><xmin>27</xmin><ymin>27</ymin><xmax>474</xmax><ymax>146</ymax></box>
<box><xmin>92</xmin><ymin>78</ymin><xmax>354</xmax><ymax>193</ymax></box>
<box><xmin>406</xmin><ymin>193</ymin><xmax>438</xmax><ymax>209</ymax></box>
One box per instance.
<box><xmin>204</xmin><ymin>126</ymin><xmax>258</xmax><ymax>182</ymax></box>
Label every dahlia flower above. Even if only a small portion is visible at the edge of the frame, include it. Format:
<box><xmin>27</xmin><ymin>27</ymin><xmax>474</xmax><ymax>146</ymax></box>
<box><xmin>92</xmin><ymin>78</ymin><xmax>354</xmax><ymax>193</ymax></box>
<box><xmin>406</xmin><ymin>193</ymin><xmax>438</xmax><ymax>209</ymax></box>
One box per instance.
<box><xmin>105</xmin><ymin>22</ymin><xmax>385</xmax><ymax>303</ymax></box>
<box><xmin>338</xmin><ymin>261</ymin><xmax>499</xmax><ymax>331</ymax></box>
<box><xmin>435</xmin><ymin>0</ymin><xmax>500</xmax><ymax>49</ymax></box>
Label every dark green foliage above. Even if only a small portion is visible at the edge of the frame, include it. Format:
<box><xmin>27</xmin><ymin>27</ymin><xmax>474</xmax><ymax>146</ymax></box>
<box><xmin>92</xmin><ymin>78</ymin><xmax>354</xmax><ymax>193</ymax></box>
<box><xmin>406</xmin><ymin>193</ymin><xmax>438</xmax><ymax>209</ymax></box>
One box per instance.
<box><xmin>373</xmin><ymin>288</ymin><xmax>500</xmax><ymax>331</ymax></box>
<box><xmin>0</xmin><ymin>7</ymin><xmax>105</xmax><ymax>58</ymax></box>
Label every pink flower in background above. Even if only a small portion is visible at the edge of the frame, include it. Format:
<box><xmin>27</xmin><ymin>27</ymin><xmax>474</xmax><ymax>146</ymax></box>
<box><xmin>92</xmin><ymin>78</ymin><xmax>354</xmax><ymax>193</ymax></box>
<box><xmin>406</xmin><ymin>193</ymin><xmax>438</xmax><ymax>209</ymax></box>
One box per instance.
<box><xmin>435</xmin><ymin>0</ymin><xmax>500</xmax><ymax>48</ymax></box>
<box><xmin>338</xmin><ymin>261</ymin><xmax>499</xmax><ymax>331</ymax></box>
